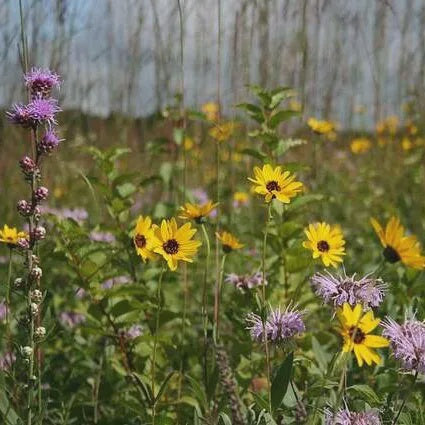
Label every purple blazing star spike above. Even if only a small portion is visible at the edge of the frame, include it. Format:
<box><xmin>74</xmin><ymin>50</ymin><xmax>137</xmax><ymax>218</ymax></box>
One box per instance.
<box><xmin>24</xmin><ymin>67</ymin><xmax>60</xmax><ymax>99</ymax></box>
<box><xmin>311</xmin><ymin>271</ymin><xmax>387</xmax><ymax>310</ymax></box>
<box><xmin>247</xmin><ymin>305</ymin><xmax>305</xmax><ymax>345</ymax></box>
<box><xmin>382</xmin><ymin>317</ymin><xmax>425</xmax><ymax>374</ymax></box>
<box><xmin>38</xmin><ymin>129</ymin><xmax>61</xmax><ymax>154</ymax></box>
<box><xmin>26</xmin><ymin>97</ymin><xmax>61</xmax><ymax>128</ymax></box>
<box><xmin>325</xmin><ymin>408</ymin><xmax>381</xmax><ymax>425</ymax></box>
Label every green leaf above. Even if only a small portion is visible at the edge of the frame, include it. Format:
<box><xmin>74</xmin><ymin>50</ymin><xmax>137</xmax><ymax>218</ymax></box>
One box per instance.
<box><xmin>311</xmin><ymin>336</ymin><xmax>328</xmax><ymax>372</ymax></box>
<box><xmin>116</xmin><ymin>182</ymin><xmax>136</xmax><ymax>198</ymax></box>
<box><xmin>236</xmin><ymin>103</ymin><xmax>263</xmax><ymax>123</ymax></box>
<box><xmin>0</xmin><ymin>391</ymin><xmax>19</xmax><ymax>425</ymax></box>
<box><xmin>271</xmin><ymin>352</ymin><xmax>293</xmax><ymax>411</ymax></box>
<box><xmin>347</xmin><ymin>384</ymin><xmax>381</xmax><ymax>406</ymax></box>
<box><xmin>160</xmin><ymin>162</ymin><xmax>173</xmax><ymax>185</ymax></box>
<box><xmin>239</xmin><ymin>148</ymin><xmax>267</xmax><ymax>160</ymax></box>
<box><xmin>218</xmin><ymin>413</ymin><xmax>232</xmax><ymax>425</ymax></box>
<box><xmin>269</xmin><ymin>110</ymin><xmax>300</xmax><ymax>128</ymax></box>
<box><xmin>155</xmin><ymin>371</ymin><xmax>176</xmax><ymax>403</ymax></box>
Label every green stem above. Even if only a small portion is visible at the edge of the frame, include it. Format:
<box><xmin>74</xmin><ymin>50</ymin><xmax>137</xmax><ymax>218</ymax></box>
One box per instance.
<box><xmin>201</xmin><ymin>224</ymin><xmax>211</xmax><ymax>390</ymax></box>
<box><xmin>392</xmin><ymin>371</ymin><xmax>419</xmax><ymax>425</ymax></box>
<box><xmin>213</xmin><ymin>254</ymin><xmax>227</xmax><ymax>344</ymax></box>
<box><xmin>152</xmin><ymin>266</ymin><xmax>165</xmax><ymax>424</ymax></box>
<box><xmin>5</xmin><ymin>249</ymin><xmax>13</xmax><ymax>346</ymax></box>
<box><xmin>262</xmin><ymin>203</ymin><xmax>273</xmax><ymax>413</ymax></box>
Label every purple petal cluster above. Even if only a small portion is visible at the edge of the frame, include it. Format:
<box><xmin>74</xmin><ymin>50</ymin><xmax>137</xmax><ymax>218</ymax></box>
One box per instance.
<box><xmin>24</xmin><ymin>67</ymin><xmax>60</xmax><ymax>99</ymax></box>
<box><xmin>382</xmin><ymin>317</ymin><xmax>425</xmax><ymax>373</ymax></box>
<box><xmin>101</xmin><ymin>275</ymin><xmax>131</xmax><ymax>289</ymax></box>
<box><xmin>124</xmin><ymin>324</ymin><xmax>143</xmax><ymax>339</ymax></box>
<box><xmin>38</xmin><ymin>130</ymin><xmax>61</xmax><ymax>154</ymax></box>
<box><xmin>325</xmin><ymin>408</ymin><xmax>381</xmax><ymax>425</ymax></box>
<box><xmin>41</xmin><ymin>206</ymin><xmax>88</xmax><ymax>223</ymax></box>
<box><xmin>247</xmin><ymin>305</ymin><xmax>305</xmax><ymax>345</ymax></box>
<box><xmin>59</xmin><ymin>311</ymin><xmax>85</xmax><ymax>328</ymax></box>
<box><xmin>311</xmin><ymin>271</ymin><xmax>387</xmax><ymax>310</ymax></box>
<box><xmin>90</xmin><ymin>231</ymin><xmax>116</xmax><ymax>243</ymax></box>
<box><xmin>225</xmin><ymin>271</ymin><xmax>266</xmax><ymax>291</ymax></box>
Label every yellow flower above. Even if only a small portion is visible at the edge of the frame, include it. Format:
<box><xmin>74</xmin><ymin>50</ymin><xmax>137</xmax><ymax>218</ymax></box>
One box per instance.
<box><xmin>401</xmin><ymin>137</ymin><xmax>413</xmax><ymax>151</ymax></box>
<box><xmin>209</xmin><ymin>121</ymin><xmax>236</xmax><ymax>142</ymax></box>
<box><xmin>350</xmin><ymin>137</ymin><xmax>371</xmax><ymax>154</ymax></box>
<box><xmin>152</xmin><ymin>218</ymin><xmax>201</xmax><ymax>271</ymax></box>
<box><xmin>202</xmin><ymin>102</ymin><xmax>219</xmax><ymax>121</ymax></box>
<box><xmin>386</xmin><ymin>115</ymin><xmax>399</xmax><ymax>134</ymax></box>
<box><xmin>0</xmin><ymin>224</ymin><xmax>27</xmax><ymax>246</ymax></box>
<box><xmin>179</xmin><ymin>201</ymin><xmax>218</xmax><ymax>223</ymax></box>
<box><xmin>303</xmin><ymin>222</ymin><xmax>346</xmax><ymax>267</ymax></box>
<box><xmin>370</xmin><ymin>216</ymin><xmax>425</xmax><ymax>269</ymax></box>
<box><xmin>307</xmin><ymin>118</ymin><xmax>335</xmax><ymax>135</ymax></box>
<box><xmin>233</xmin><ymin>191</ymin><xmax>249</xmax><ymax>207</ymax></box>
<box><xmin>337</xmin><ymin>303</ymin><xmax>389</xmax><ymax>367</ymax></box>
<box><xmin>133</xmin><ymin>216</ymin><xmax>157</xmax><ymax>262</ymax></box>
<box><xmin>184</xmin><ymin>137</ymin><xmax>194</xmax><ymax>151</ymax></box>
<box><xmin>216</xmin><ymin>231</ymin><xmax>244</xmax><ymax>253</ymax></box>
<box><xmin>248</xmin><ymin>164</ymin><xmax>303</xmax><ymax>203</ymax></box>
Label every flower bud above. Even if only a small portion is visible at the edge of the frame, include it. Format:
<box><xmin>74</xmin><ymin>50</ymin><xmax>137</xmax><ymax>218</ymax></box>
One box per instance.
<box><xmin>30</xmin><ymin>303</ymin><xmax>39</xmax><ymax>316</ymax></box>
<box><xmin>34</xmin><ymin>186</ymin><xmax>48</xmax><ymax>202</ymax></box>
<box><xmin>17</xmin><ymin>238</ymin><xmax>30</xmax><ymax>250</ymax></box>
<box><xmin>31</xmin><ymin>289</ymin><xmax>43</xmax><ymax>303</ymax></box>
<box><xmin>17</xmin><ymin>200</ymin><xmax>32</xmax><ymax>217</ymax></box>
<box><xmin>19</xmin><ymin>155</ymin><xmax>36</xmax><ymax>177</ymax></box>
<box><xmin>35</xmin><ymin>327</ymin><xmax>46</xmax><ymax>339</ymax></box>
<box><xmin>14</xmin><ymin>277</ymin><xmax>24</xmax><ymax>288</ymax></box>
<box><xmin>33</xmin><ymin>206</ymin><xmax>41</xmax><ymax>222</ymax></box>
<box><xmin>31</xmin><ymin>254</ymin><xmax>39</xmax><ymax>265</ymax></box>
<box><xmin>21</xmin><ymin>346</ymin><xmax>33</xmax><ymax>358</ymax></box>
<box><xmin>32</xmin><ymin>226</ymin><xmax>46</xmax><ymax>241</ymax></box>
<box><xmin>30</xmin><ymin>266</ymin><xmax>42</xmax><ymax>280</ymax></box>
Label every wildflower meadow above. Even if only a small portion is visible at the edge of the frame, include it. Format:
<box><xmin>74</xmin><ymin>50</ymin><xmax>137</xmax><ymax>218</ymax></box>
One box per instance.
<box><xmin>0</xmin><ymin>1</ymin><xmax>424</xmax><ymax>424</ymax></box>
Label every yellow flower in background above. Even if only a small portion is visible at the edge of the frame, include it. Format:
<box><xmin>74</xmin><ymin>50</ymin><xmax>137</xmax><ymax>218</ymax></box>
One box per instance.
<box><xmin>233</xmin><ymin>191</ymin><xmax>249</xmax><ymax>207</ymax></box>
<box><xmin>350</xmin><ymin>137</ymin><xmax>371</xmax><ymax>154</ymax></box>
<box><xmin>133</xmin><ymin>216</ymin><xmax>157</xmax><ymax>262</ymax></box>
<box><xmin>216</xmin><ymin>231</ymin><xmax>244</xmax><ymax>253</ymax></box>
<box><xmin>0</xmin><ymin>224</ymin><xmax>27</xmax><ymax>246</ymax></box>
<box><xmin>376</xmin><ymin>121</ymin><xmax>386</xmax><ymax>135</ymax></box>
<box><xmin>209</xmin><ymin>121</ymin><xmax>237</xmax><ymax>142</ymax></box>
<box><xmin>337</xmin><ymin>303</ymin><xmax>389</xmax><ymax>367</ymax></box>
<box><xmin>326</xmin><ymin>131</ymin><xmax>337</xmax><ymax>142</ymax></box>
<box><xmin>202</xmin><ymin>102</ymin><xmax>219</xmax><ymax>121</ymax></box>
<box><xmin>407</xmin><ymin>122</ymin><xmax>418</xmax><ymax>136</ymax></box>
<box><xmin>289</xmin><ymin>99</ymin><xmax>302</xmax><ymax>112</ymax></box>
<box><xmin>184</xmin><ymin>137</ymin><xmax>194</xmax><ymax>151</ymax></box>
<box><xmin>53</xmin><ymin>186</ymin><xmax>65</xmax><ymax>199</ymax></box>
<box><xmin>152</xmin><ymin>218</ymin><xmax>201</xmax><ymax>271</ymax></box>
<box><xmin>386</xmin><ymin>115</ymin><xmax>398</xmax><ymax>134</ymax></box>
<box><xmin>248</xmin><ymin>164</ymin><xmax>303</xmax><ymax>203</ymax></box>
<box><xmin>307</xmin><ymin>118</ymin><xmax>335</xmax><ymax>135</ymax></box>
<box><xmin>303</xmin><ymin>222</ymin><xmax>346</xmax><ymax>267</ymax></box>
<box><xmin>179</xmin><ymin>201</ymin><xmax>218</xmax><ymax>223</ymax></box>
<box><xmin>401</xmin><ymin>137</ymin><xmax>413</xmax><ymax>151</ymax></box>
<box><xmin>371</xmin><ymin>216</ymin><xmax>425</xmax><ymax>269</ymax></box>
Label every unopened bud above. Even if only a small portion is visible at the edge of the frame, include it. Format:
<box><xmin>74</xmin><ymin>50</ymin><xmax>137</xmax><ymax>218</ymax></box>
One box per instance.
<box><xmin>35</xmin><ymin>327</ymin><xmax>46</xmax><ymax>339</ymax></box>
<box><xmin>32</xmin><ymin>226</ymin><xmax>46</xmax><ymax>241</ymax></box>
<box><xmin>34</xmin><ymin>186</ymin><xmax>48</xmax><ymax>202</ymax></box>
<box><xmin>30</xmin><ymin>303</ymin><xmax>39</xmax><ymax>316</ymax></box>
<box><xmin>30</xmin><ymin>266</ymin><xmax>42</xmax><ymax>280</ymax></box>
<box><xmin>14</xmin><ymin>277</ymin><xmax>24</xmax><ymax>288</ymax></box>
<box><xmin>31</xmin><ymin>289</ymin><xmax>43</xmax><ymax>303</ymax></box>
<box><xmin>21</xmin><ymin>346</ymin><xmax>33</xmax><ymax>358</ymax></box>
<box><xmin>17</xmin><ymin>238</ymin><xmax>30</xmax><ymax>250</ymax></box>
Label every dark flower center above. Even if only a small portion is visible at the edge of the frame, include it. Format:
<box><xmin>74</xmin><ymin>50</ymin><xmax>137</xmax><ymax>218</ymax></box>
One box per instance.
<box><xmin>163</xmin><ymin>239</ymin><xmax>179</xmax><ymax>255</ymax></box>
<box><xmin>317</xmin><ymin>240</ymin><xmax>330</xmax><ymax>252</ymax></box>
<box><xmin>135</xmin><ymin>234</ymin><xmax>147</xmax><ymax>248</ymax></box>
<box><xmin>266</xmin><ymin>180</ymin><xmax>281</xmax><ymax>193</ymax></box>
<box><xmin>223</xmin><ymin>244</ymin><xmax>232</xmax><ymax>253</ymax></box>
<box><xmin>383</xmin><ymin>245</ymin><xmax>401</xmax><ymax>263</ymax></box>
<box><xmin>348</xmin><ymin>326</ymin><xmax>366</xmax><ymax>344</ymax></box>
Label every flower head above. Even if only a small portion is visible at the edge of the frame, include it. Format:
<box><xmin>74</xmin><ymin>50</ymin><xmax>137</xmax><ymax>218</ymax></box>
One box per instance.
<box><xmin>382</xmin><ymin>317</ymin><xmax>425</xmax><ymax>373</ymax></box>
<box><xmin>24</xmin><ymin>67</ymin><xmax>60</xmax><ymax>99</ymax></box>
<box><xmin>179</xmin><ymin>200</ymin><xmax>218</xmax><ymax>223</ymax></box>
<box><xmin>311</xmin><ymin>271</ymin><xmax>387</xmax><ymax>310</ymax></box>
<box><xmin>336</xmin><ymin>303</ymin><xmax>389</xmax><ymax>367</ymax></box>
<box><xmin>371</xmin><ymin>216</ymin><xmax>425</xmax><ymax>269</ymax></box>
<box><xmin>216</xmin><ymin>231</ymin><xmax>244</xmax><ymax>253</ymax></box>
<box><xmin>38</xmin><ymin>129</ymin><xmax>61</xmax><ymax>154</ymax></box>
<box><xmin>209</xmin><ymin>121</ymin><xmax>236</xmax><ymax>142</ymax></box>
<box><xmin>350</xmin><ymin>138</ymin><xmax>371</xmax><ymax>154</ymax></box>
<box><xmin>307</xmin><ymin>118</ymin><xmax>335</xmax><ymax>135</ymax></box>
<box><xmin>225</xmin><ymin>271</ymin><xmax>266</xmax><ymax>291</ymax></box>
<box><xmin>133</xmin><ymin>216</ymin><xmax>157</xmax><ymax>262</ymax></box>
<box><xmin>325</xmin><ymin>408</ymin><xmax>381</xmax><ymax>425</ymax></box>
<box><xmin>248</xmin><ymin>164</ymin><xmax>303</xmax><ymax>203</ymax></box>
<box><xmin>202</xmin><ymin>102</ymin><xmax>219</xmax><ymax>121</ymax></box>
<box><xmin>0</xmin><ymin>224</ymin><xmax>28</xmax><ymax>246</ymax></box>
<box><xmin>152</xmin><ymin>218</ymin><xmax>202</xmax><ymax>271</ymax></box>
<box><xmin>233</xmin><ymin>191</ymin><xmax>249</xmax><ymax>208</ymax></box>
<box><xmin>247</xmin><ymin>305</ymin><xmax>305</xmax><ymax>345</ymax></box>
<box><xmin>303</xmin><ymin>222</ymin><xmax>345</xmax><ymax>267</ymax></box>
<box><xmin>26</xmin><ymin>97</ymin><xmax>60</xmax><ymax>127</ymax></box>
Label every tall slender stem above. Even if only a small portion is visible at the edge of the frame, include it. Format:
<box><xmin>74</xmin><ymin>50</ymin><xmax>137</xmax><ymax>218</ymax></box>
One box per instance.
<box><xmin>213</xmin><ymin>253</ymin><xmax>227</xmax><ymax>344</ymax></box>
<box><xmin>151</xmin><ymin>266</ymin><xmax>165</xmax><ymax>424</ymax></box>
<box><xmin>5</xmin><ymin>249</ymin><xmax>13</xmax><ymax>345</ymax></box>
<box><xmin>262</xmin><ymin>203</ymin><xmax>272</xmax><ymax>413</ymax></box>
<box><xmin>392</xmin><ymin>371</ymin><xmax>419</xmax><ymax>425</ymax></box>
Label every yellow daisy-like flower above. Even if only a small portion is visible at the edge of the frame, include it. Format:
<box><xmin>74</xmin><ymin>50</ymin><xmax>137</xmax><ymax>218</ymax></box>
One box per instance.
<box><xmin>152</xmin><ymin>218</ymin><xmax>202</xmax><ymax>271</ymax></box>
<box><xmin>179</xmin><ymin>201</ymin><xmax>218</xmax><ymax>223</ymax></box>
<box><xmin>307</xmin><ymin>118</ymin><xmax>335</xmax><ymax>135</ymax></box>
<box><xmin>248</xmin><ymin>164</ymin><xmax>303</xmax><ymax>204</ymax></box>
<box><xmin>133</xmin><ymin>216</ymin><xmax>157</xmax><ymax>262</ymax></box>
<box><xmin>370</xmin><ymin>216</ymin><xmax>425</xmax><ymax>269</ymax></box>
<box><xmin>350</xmin><ymin>137</ymin><xmax>371</xmax><ymax>154</ymax></box>
<box><xmin>401</xmin><ymin>137</ymin><xmax>413</xmax><ymax>151</ymax></box>
<box><xmin>337</xmin><ymin>303</ymin><xmax>389</xmax><ymax>367</ymax></box>
<box><xmin>216</xmin><ymin>231</ymin><xmax>244</xmax><ymax>253</ymax></box>
<box><xmin>201</xmin><ymin>102</ymin><xmax>219</xmax><ymax>121</ymax></box>
<box><xmin>233</xmin><ymin>191</ymin><xmax>249</xmax><ymax>207</ymax></box>
<box><xmin>303</xmin><ymin>222</ymin><xmax>346</xmax><ymax>267</ymax></box>
<box><xmin>0</xmin><ymin>224</ymin><xmax>27</xmax><ymax>246</ymax></box>
<box><xmin>209</xmin><ymin>121</ymin><xmax>236</xmax><ymax>142</ymax></box>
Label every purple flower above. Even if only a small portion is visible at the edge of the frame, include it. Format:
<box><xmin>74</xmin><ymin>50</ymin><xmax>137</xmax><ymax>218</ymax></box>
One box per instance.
<box><xmin>26</xmin><ymin>97</ymin><xmax>60</xmax><ymax>128</ymax></box>
<box><xmin>90</xmin><ymin>231</ymin><xmax>116</xmax><ymax>243</ymax></box>
<box><xmin>0</xmin><ymin>352</ymin><xmax>16</xmax><ymax>371</ymax></box>
<box><xmin>247</xmin><ymin>305</ymin><xmax>305</xmax><ymax>345</ymax></box>
<box><xmin>38</xmin><ymin>130</ymin><xmax>61</xmax><ymax>154</ymax></box>
<box><xmin>125</xmin><ymin>324</ymin><xmax>143</xmax><ymax>339</ymax></box>
<box><xmin>0</xmin><ymin>300</ymin><xmax>8</xmax><ymax>321</ymax></box>
<box><xmin>225</xmin><ymin>271</ymin><xmax>266</xmax><ymax>291</ymax></box>
<box><xmin>325</xmin><ymin>408</ymin><xmax>381</xmax><ymax>425</ymax></box>
<box><xmin>24</xmin><ymin>67</ymin><xmax>60</xmax><ymax>99</ymax></box>
<box><xmin>382</xmin><ymin>317</ymin><xmax>425</xmax><ymax>373</ymax></box>
<box><xmin>59</xmin><ymin>311</ymin><xmax>85</xmax><ymax>328</ymax></box>
<box><xmin>41</xmin><ymin>206</ymin><xmax>88</xmax><ymax>223</ymax></box>
<box><xmin>7</xmin><ymin>103</ymin><xmax>33</xmax><ymax>127</ymax></box>
<box><xmin>101</xmin><ymin>275</ymin><xmax>131</xmax><ymax>289</ymax></box>
<box><xmin>311</xmin><ymin>271</ymin><xmax>387</xmax><ymax>310</ymax></box>
<box><xmin>75</xmin><ymin>288</ymin><xmax>86</xmax><ymax>299</ymax></box>
<box><xmin>192</xmin><ymin>188</ymin><xmax>209</xmax><ymax>204</ymax></box>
